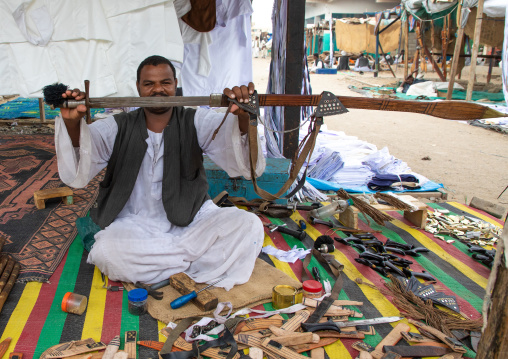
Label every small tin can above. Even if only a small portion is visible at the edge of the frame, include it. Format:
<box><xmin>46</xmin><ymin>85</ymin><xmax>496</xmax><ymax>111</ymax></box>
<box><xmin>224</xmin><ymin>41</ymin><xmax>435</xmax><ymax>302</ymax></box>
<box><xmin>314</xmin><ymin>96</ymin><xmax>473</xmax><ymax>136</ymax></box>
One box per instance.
<box><xmin>302</xmin><ymin>280</ymin><xmax>324</xmax><ymax>299</ymax></box>
<box><xmin>128</xmin><ymin>288</ymin><xmax>148</xmax><ymax>316</ymax></box>
<box><xmin>272</xmin><ymin>285</ymin><xmax>302</xmax><ymax>309</ymax></box>
<box><xmin>61</xmin><ymin>292</ymin><xmax>88</xmax><ymax>315</ymax></box>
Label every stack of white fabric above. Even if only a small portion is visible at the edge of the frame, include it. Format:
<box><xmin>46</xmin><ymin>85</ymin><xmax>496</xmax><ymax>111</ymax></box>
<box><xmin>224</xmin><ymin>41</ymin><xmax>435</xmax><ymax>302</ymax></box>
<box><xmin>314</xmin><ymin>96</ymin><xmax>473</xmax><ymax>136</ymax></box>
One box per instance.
<box><xmin>307</xmin><ymin>148</ymin><xmax>344</xmax><ymax>181</ymax></box>
<box><xmin>290</xmin><ymin>124</ymin><xmax>430</xmax><ymax>198</ymax></box>
<box><xmin>363</xmin><ymin>147</ymin><xmax>411</xmax><ymax>175</ymax></box>
<box><xmin>303</xmin><ymin>126</ymin><xmax>376</xmax><ymax>187</ymax></box>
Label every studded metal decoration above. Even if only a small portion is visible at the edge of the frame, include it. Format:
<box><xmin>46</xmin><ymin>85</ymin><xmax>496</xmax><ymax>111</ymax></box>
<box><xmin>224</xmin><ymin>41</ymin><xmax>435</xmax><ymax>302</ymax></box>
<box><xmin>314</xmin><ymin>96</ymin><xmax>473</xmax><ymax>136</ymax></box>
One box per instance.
<box><xmin>402</xmin><ymin>276</ymin><xmax>460</xmax><ymax>313</ymax></box>
<box><xmin>314</xmin><ymin>91</ymin><xmax>348</xmax><ymax>117</ymax></box>
<box><xmin>228</xmin><ymin>91</ymin><xmax>260</xmax><ymax>116</ymax></box>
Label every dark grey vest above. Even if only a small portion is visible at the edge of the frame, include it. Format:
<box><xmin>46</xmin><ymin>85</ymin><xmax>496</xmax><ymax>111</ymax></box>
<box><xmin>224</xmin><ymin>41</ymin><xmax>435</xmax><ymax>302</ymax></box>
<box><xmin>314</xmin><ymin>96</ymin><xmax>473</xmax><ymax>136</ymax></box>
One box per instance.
<box><xmin>90</xmin><ymin>107</ymin><xmax>210</xmax><ymax>229</ymax></box>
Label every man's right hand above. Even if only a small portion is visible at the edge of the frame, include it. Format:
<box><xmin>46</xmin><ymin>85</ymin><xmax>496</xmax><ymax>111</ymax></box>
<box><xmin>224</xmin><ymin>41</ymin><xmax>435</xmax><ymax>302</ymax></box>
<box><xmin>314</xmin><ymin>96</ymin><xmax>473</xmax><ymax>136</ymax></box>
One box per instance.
<box><xmin>61</xmin><ymin>88</ymin><xmax>87</xmax><ymax>122</ymax></box>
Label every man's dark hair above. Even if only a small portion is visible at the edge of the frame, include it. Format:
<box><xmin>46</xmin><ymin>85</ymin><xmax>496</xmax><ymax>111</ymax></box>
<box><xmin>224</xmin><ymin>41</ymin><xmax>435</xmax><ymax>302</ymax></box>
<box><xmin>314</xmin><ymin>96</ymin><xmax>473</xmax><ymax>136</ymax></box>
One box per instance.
<box><xmin>137</xmin><ymin>55</ymin><xmax>176</xmax><ymax>82</ymax></box>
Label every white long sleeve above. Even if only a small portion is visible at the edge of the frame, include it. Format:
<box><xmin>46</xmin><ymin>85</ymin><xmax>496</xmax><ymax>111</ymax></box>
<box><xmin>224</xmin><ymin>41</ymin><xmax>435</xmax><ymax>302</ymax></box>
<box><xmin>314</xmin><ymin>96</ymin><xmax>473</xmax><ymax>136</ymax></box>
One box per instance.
<box><xmin>54</xmin><ymin>107</ymin><xmax>266</xmax><ymax>189</ymax></box>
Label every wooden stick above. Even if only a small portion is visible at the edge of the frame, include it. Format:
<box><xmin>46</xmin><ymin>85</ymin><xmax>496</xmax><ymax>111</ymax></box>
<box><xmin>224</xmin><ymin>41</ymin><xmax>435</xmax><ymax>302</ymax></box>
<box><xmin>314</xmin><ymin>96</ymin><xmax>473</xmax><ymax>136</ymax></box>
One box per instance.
<box><xmin>270</xmin><ymin>332</ymin><xmax>319</xmax><ymax>346</ymax></box>
<box><xmin>38</xmin><ymin>98</ymin><xmax>46</xmax><ymax>123</ymax></box>
<box><xmin>447</xmin><ymin>2</ymin><xmax>465</xmax><ymax>100</ymax></box>
<box><xmin>0</xmin><ymin>256</ymin><xmax>8</xmax><ymax>279</ymax></box>
<box><xmin>404</xmin><ymin>19</ymin><xmax>409</xmax><ymax>80</ymax></box>
<box><xmin>0</xmin><ymin>258</ymin><xmax>15</xmax><ymax>293</ymax></box>
<box><xmin>0</xmin><ymin>338</ymin><xmax>12</xmax><ymax>359</ymax></box>
<box><xmin>0</xmin><ymin>262</ymin><xmax>19</xmax><ymax>313</ymax></box>
<box><xmin>466</xmin><ymin>0</ymin><xmax>485</xmax><ymax>101</ymax></box>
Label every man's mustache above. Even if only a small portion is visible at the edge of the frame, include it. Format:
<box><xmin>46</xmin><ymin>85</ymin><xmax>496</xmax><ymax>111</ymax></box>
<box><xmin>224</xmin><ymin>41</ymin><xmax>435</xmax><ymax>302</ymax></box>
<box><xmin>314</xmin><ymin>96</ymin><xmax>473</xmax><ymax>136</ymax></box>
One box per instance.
<box><xmin>151</xmin><ymin>93</ymin><xmax>169</xmax><ymax>97</ymax></box>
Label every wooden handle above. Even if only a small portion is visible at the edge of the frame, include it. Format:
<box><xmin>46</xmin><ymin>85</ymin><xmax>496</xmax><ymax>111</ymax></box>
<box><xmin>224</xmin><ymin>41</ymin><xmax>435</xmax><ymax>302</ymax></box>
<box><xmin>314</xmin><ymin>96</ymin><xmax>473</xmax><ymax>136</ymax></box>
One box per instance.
<box><xmin>370</xmin><ymin>323</ymin><xmax>410</xmax><ymax>359</ymax></box>
<box><xmin>84</xmin><ymin>80</ymin><xmax>92</xmax><ymax>124</ymax></box>
<box><xmin>270</xmin><ymin>332</ymin><xmax>317</xmax><ymax>346</ymax></box>
<box><xmin>280</xmin><ymin>310</ymin><xmax>311</xmax><ymax>332</ymax></box>
<box><xmin>169</xmin><ymin>272</ymin><xmax>218</xmax><ymax>311</ymax></box>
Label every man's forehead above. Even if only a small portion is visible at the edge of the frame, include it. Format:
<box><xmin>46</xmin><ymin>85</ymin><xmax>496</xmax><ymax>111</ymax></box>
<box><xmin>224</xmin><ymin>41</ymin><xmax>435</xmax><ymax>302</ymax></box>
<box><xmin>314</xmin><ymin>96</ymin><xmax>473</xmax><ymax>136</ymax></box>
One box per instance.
<box><xmin>139</xmin><ymin>64</ymin><xmax>174</xmax><ymax>80</ymax></box>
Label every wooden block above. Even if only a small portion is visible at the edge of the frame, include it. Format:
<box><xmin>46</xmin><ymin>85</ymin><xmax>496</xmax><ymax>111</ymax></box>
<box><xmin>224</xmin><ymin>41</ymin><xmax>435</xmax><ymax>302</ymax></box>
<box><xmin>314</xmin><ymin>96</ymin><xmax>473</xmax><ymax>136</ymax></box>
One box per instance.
<box><xmin>169</xmin><ymin>272</ymin><xmax>218</xmax><ymax>312</ymax></box>
<box><xmin>124</xmin><ymin>331</ymin><xmax>137</xmax><ymax>359</ymax></box>
<box><xmin>33</xmin><ymin>187</ymin><xmax>74</xmax><ymax>209</ymax></box>
<box><xmin>339</xmin><ymin>195</ymin><xmax>428</xmax><ymax>229</ymax></box>
<box><xmin>249</xmin><ymin>348</ymin><xmax>263</xmax><ymax>359</ymax></box>
<box><xmin>370</xmin><ymin>323</ymin><xmax>410</xmax><ymax>359</ymax></box>
<box><xmin>310</xmin><ymin>348</ymin><xmax>324</xmax><ymax>359</ymax></box>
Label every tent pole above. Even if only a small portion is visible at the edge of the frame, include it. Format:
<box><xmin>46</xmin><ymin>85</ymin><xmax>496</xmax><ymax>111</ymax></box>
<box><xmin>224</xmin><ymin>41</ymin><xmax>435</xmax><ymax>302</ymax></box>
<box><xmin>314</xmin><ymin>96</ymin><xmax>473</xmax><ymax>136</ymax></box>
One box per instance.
<box><xmin>38</xmin><ymin>98</ymin><xmax>46</xmax><ymax>123</ymax></box>
<box><xmin>375</xmin><ymin>31</ymin><xmax>379</xmax><ymax>77</ymax></box>
<box><xmin>466</xmin><ymin>0</ymin><xmax>485</xmax><ymax>101</ymax></box>
<box><xmin>283</xmin><ymin>0</ymin><xmax>305</xmax><ymax>159</ymax></box>
<box><xmin>476</xmin><ymin>219</ymin><xmax>508</xmax><ymax>359</ymax></box>
<box><xmin>447</xmin><ymin>2</ymin><xmax>465</xmax><ymax>100</ymax></box>
<box><xmin>404</xmin><ymin>18</ymin><xmax>409</xmax><ymax>80</ymax></box>
<box><xmin>487</xmin><ymin>47</ymin><xmax>494</xmax><ymax>83</ymax></box>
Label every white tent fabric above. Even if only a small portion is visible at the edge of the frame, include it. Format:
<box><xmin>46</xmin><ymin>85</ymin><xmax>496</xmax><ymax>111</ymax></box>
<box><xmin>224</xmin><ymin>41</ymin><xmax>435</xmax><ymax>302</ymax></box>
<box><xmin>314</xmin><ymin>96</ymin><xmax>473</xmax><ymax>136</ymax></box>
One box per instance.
<box><xmin>0</xmin><ymin>0</ymin><xmax>253</xmax><ymax>98</ymax></box>
<box><xmin>0</xmin><ymin>0</ymin><xmax>183</xmax><ymax>97</ymax></box>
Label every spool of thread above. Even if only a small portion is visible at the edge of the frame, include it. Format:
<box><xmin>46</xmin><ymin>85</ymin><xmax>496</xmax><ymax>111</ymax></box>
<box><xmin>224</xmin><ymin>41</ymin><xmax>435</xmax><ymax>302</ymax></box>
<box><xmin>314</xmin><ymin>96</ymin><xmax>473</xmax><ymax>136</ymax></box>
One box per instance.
<box><xmin>272</xmin><ymin>285</ymin><xmax>302</xmax><ymax>309</ymax></box>
<box><xmin>61</xmin><ymin>292</ymin><xmax>88</xmax><ymax>315</ymax></box>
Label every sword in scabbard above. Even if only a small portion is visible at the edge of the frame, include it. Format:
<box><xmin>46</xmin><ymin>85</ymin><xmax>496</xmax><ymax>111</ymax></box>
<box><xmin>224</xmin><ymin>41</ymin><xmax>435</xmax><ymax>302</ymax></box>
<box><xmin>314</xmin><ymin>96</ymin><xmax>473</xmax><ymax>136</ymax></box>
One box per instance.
<box><xmin>43</xmin><ymin>82</ymin><xmax>507</xmax><ymax>121</ymax></box>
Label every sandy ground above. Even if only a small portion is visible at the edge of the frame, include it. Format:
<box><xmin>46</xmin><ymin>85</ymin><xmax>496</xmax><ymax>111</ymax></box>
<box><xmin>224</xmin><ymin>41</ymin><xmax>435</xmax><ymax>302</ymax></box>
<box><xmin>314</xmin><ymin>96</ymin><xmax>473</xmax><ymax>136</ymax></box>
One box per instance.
<box><xmin>252</xmin><ymin>57</ymin><xmax>508</xmax><ymax>211</ymax></box>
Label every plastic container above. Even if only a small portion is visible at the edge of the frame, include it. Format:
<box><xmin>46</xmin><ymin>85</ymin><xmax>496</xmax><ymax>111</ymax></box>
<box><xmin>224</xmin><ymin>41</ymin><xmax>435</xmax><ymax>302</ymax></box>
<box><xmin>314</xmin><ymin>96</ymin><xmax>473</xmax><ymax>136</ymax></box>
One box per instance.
<box><xmin>309</xmin><ymin>200</ymin><xmax>352</xmax><ymax>220</ymax></box>
<box><xmin>128</xmin><ymin>288</ymin><xmax>148</xmax><ymax>316</ymax></box>
<box><xmin>302</xmin><ymin>280</ymin><xmax>324</xmax><ymax>299</ymax></box>
<box><xmin>61</xmin><ymin>292</ymin><xmax>88</xmax><ymax>315</ymax></box>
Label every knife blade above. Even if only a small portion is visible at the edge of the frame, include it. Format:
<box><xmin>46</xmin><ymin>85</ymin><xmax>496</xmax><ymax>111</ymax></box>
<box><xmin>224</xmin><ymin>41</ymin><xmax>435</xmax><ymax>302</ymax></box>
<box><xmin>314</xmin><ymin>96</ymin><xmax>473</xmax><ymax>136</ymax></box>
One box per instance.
<box><xmin>301</xmin><ymin>316</ymin><xmax>403</xmax><ymax>333</ymax></box>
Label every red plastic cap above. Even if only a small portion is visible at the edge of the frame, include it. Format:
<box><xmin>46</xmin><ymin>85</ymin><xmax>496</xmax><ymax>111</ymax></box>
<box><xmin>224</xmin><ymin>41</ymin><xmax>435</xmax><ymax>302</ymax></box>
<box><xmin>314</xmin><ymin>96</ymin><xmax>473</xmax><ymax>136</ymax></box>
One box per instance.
<box><xmin>61</xmin><ymin>292</ymin><xmax>72</xmax><ymax>312</ymax></box>
<box><xmin>302</xmin><ymin>280</ymin><xmax>323</xmax><ymax>293</ymax></box>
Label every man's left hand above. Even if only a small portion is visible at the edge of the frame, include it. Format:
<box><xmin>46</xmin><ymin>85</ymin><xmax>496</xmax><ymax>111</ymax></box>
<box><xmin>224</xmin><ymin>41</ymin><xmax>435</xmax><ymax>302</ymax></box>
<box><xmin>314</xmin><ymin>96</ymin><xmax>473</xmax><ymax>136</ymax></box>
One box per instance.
<box><xmin>223</xmin><ymin>82</ymin><xmax>255</xmax><ymax>135</ymax></box>
<box><xmin>223</xmin><ymin>82</ymin><xmax>255</xmax><ymax>115</ymax></box>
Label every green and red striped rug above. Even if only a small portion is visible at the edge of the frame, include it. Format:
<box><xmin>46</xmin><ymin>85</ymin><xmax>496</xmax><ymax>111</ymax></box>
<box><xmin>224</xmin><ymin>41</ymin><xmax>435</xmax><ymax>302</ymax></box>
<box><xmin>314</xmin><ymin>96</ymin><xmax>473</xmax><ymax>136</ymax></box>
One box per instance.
<box><xmin>0</xmin><ymin>201</ymin><xmax>501</xmax><ymax>359</ymax></box>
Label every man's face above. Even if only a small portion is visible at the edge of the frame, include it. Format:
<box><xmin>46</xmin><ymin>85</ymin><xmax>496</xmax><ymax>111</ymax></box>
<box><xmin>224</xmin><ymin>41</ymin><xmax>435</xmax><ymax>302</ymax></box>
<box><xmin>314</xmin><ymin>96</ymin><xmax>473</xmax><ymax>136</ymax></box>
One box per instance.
<box><xmin>136</xmin><ymin>64</ymin><xmax>177</xmax><ymax>115</ymax></box>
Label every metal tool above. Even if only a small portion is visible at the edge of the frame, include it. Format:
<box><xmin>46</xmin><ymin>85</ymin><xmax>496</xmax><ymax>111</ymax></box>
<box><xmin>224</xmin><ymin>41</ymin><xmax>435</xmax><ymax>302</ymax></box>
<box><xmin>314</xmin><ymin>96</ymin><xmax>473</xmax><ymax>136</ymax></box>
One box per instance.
<box><xmin>301</xmin><ymin>316</ymin><xmax>403</xmax><ymax>333</ymax></box>
<box><xmin>135</xmin><ymin>278</ymin><xmax>170</xmax><ymax>300</ymax></box>
<box><xmin>170</xmin><ymin>277</ymin><xmax>225</xmax><ymax>309</ymax></box>
<box><xmin>312</xmin><ymin>267</ymin><xmax>321</xmax><ymax>283</ymax></box>
<box><xmin>101</xmin><ymin>272</ymin><xmax>123</xmax><ymax>292</ymax></box>
<box><xmin>309</xmin><ymin>216</ymin><xmax>334</xmax><ymax>228</ymax></box>
<box><xmin>265</xmin><ymin>224</ymin><xmax>306</xmax><ymax>241</ymax></box>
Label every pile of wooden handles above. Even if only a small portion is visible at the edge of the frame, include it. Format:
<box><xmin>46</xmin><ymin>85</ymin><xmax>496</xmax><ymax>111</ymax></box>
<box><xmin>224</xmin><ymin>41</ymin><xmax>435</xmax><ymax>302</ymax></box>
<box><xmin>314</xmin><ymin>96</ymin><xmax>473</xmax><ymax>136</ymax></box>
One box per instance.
<box><xmin>0</xmin><ymin>237</ymin><xmax>20</xmax><ymax>314</ymax></box>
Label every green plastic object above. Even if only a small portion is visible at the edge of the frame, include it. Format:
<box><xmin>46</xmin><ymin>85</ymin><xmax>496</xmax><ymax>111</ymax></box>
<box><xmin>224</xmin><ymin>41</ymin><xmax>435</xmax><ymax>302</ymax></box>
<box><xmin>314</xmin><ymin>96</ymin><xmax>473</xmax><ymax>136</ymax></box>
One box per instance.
<box><xmin>75</xmin><ymin>216</ymin><xmax>101</xmax><ymax>252</ymax></box>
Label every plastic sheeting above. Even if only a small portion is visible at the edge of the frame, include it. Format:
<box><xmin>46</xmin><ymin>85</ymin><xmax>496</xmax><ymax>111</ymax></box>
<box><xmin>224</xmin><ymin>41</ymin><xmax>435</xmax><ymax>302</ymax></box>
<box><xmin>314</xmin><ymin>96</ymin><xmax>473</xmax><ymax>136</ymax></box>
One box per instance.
<box><xmin>402</xmin><ymin>0</ymin><xmax>506</xmax><ymax>21</ymax></box>
<box><xmin>335</xmin><ymin>19</ymin><xmax>401</xmax><ymax>54</ymax></box>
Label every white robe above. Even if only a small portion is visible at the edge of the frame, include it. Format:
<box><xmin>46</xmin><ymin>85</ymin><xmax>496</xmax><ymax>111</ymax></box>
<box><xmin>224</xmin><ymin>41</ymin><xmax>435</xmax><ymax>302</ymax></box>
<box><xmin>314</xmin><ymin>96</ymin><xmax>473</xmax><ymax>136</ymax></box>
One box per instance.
<box><xmin>55</xmin><ymin>107</ymin><xmax>266</xmax><ymax>290</ymax></box>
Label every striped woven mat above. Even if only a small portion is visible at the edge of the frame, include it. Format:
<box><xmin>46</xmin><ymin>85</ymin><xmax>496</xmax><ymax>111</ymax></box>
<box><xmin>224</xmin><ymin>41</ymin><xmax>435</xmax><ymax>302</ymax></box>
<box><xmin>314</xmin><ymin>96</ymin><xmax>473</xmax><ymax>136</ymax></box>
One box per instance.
<box><xmin>0</xmin><ymin>201</ymin><xmax>502</xmax><ymax>359</ymax></box>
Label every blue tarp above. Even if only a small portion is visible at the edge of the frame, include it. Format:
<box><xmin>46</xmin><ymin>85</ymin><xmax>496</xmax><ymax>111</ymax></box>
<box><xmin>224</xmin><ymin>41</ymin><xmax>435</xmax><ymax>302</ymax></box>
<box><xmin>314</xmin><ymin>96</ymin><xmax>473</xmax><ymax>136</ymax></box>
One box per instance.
<box><xmin>306</xmin><ymin>176</ymin><xmax>444</xmax><ymax>193</ymax></box>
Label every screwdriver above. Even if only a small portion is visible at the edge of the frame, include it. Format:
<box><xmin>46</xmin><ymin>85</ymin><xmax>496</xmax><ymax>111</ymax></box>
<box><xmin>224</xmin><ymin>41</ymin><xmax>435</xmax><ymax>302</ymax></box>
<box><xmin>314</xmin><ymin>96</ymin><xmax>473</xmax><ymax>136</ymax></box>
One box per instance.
<box><xmin>170</xmin><ymin>277</ymin><xmax>225</xmax><ymax>309</ymax></box>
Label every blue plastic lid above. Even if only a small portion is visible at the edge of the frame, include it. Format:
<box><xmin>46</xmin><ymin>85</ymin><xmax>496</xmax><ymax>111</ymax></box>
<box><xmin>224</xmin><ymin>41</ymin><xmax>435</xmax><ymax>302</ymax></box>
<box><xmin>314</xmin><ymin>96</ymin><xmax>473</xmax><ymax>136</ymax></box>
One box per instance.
<box><xmin>128</xmin><ymin>288</ymin><xmax>148</xmax><ymax>302</ymax></box>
